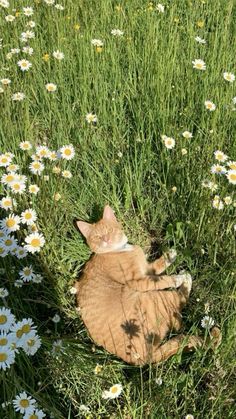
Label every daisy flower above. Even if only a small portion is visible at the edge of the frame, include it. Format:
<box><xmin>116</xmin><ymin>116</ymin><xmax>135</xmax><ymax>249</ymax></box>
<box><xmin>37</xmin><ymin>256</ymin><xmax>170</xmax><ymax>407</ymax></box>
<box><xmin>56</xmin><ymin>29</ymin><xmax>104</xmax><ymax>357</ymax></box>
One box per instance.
<box><xmin>55</xmin><ymin>4</ymin><xmax>64</xmax><ymax>10</ymax></box>
<box><xmin>0</xmin><ymin>307</ymin><xmax>15</xmax><ymax>332</ymax></box>
<box><xmin>11</xmin><ymin>48</ymin><xmax>20</xmax><ymax>54</ymax></box>
<box><xmin>91</xmin><ymin>39</ymin><xmax>104</xmax><ymax>47</ymax></box>
<box><xmin>29</xmin><ymin>184</ymin><xmax>40</xmax><ymax>194</ymax></box>
<box><xmin>0</xmin><ymin>78</ymin><xmax>11</xmax><ymax>85</ymax></box>
<box><xmin>46</xmin><ymin>83</ymin><xmax>57</xmax><ymax>92</ymax></box>
<box><xmin>22</xmin><ymin>46</ymin><xmax>34</xmax><ymax>55</ymax></box>
<box><xmin>26</xmin><ymin>21</ymin><xmax>36</xmax><ymax>28</ymax></box>
<box><xmin>36</xmin><ymin>145</ymin><xmax>50</xmax><ymax>158</ymax></box>
<box><xmin>20</xmin><ymin>31</ymin><xmax>35</xmax><ymax>42</ymax></box>
<box><xmin>156</xmin><ymin>4</ymin><xmax>164</xmax><ymax>13</ymax></box>
<box><xmin>214</xmin><ymin>150</ymin><xmax>228</xmax><ymax>162</ymax></box>
<box><xmin>0</xmin><ymin>244</ymin><xmax>8</xmax><ymax>257</ymax></box>
<box><xmin>10</xmin><ymin>318</ymin><xmax>36</xmax><ymax>342</ymax></box>
<box><xmin>24</xmin><ymin>232</ymin><xmax>45</xmax><ymax>253</ymax></box>
<box><xmin>23</xmin><ymin>409</ymin><xmax>46</xmax><ymax>419</ymax></box>
<box><xmin>78</xmin><ymin>405</ymin><xmax>90</xmax><ymax>415</ymax></box>
<box><xmin>0</xmin><ymin>214</ymin><xmax>21</xmax><ymax>233</ymax></box>
<box><xmin>17</xmin><ymin>59</ymin><xmax>32</xmax><ymax>71</ymax></box>
<box><xmin>19</xmin><ymin>141</ymin><xmax>32</xmax><ymax>150</ymax></box>
<box><xmin>5</xmin><ymin>15</ymin><xmax>15</xmax><ymax>22</ymax></box>
<box><xmin>10</xmin><ymin>181</ymin><xmax>26</xmax><ymax>194</ymax></box>
<box><xmin>32</xmin><ymin>274</ymin><xmax>43</xmax><ymax>284</ymax></box>
<box><xmin>15</xmin><ymin>246</ymin><xmax>28</xmax><ymax>259</ymax></box>
<box><xmin>52</xmin><ymin>166</ymin><xmax>61</xmax><ymax>174</ymax></box>
<box><xmin>223</xmin><ymin>196</ymin><xmax>232</xmax><ymax>205</ymax></box>
<box><xmin>52</xmin><ymin>314</ymin><xmax>60</xmax><ymax>323</ymax></box>
<box><xmin>210</xmin><ymin>164</ymin><xmax>227</xmax><ymax>174</ymax></box>
<box><xmin>94</xmin><ymin>364</ymin><xmax>103</xmax><ymax>375</ymax></box>
<box><xmin>185</xmin><ymin>415</ymin><xmax>194</xmax><ymax>419</ymax></box>
<box><xmin>0</xmin><ymin>347</ymin><xmax>15</xmax><ymax>370</ymax></box>
<box><xmin>102</xmin><ymin>383</ymin><xmax>123</xmax><ymax>399</ymax></box>
<box><xmin>0</xmin><ymin>0</ymin><xmax>9</xmax><ymax>7</ymax></box>
<box><xmin>227</xmin><ymin>161</ymin><xmax>236</xmax><ymax>170</ymax></box>
<box><xmin>194</xmin><ymin>36</ymin><xmax>206</xmax><ymax>44</ymax></box>
<box><xmin>6</xmin><ymin>163</ymin><xmax>19</xmax><ymax>172</ymax></box>
<box><xmin>201</xmin><ymin>315</ymin><xmax>215</xmax><ymax>329</ymax></box>
<box><xmin>29</xmin><ymin>161</ymin><xmax>45</xmax><ymax>175</ymax></box>
<box><xmin>0</xmin><ymin>196</ymin><xmax>14</xmax><ymax>210</ymax></box>
<box><xmin>12</xmin><ymin>92</ymin><xmax>25</xmax><ymax>101</ymax></box>
<box><xmin>1</xmin><ymin>235</ymin><xmax>18</xmax><ymax>251</ymax></box>
<box><xmin>52</xmin><ymin>50</ymin><xmax>64</xmax><ymax>60</ymax></box>
<box><xmin>212</xmin><ymin>196</ymin><xmax>224</xmax><ymax>210</ymax></box>
<box><xmin>61</xmin><ymin>170</ymin><xmax>72</xmax><ymax>179</ymax></box>
<box><xmin>181</xmin><ymin>148</ymin><xmax>188</xmax><ymax>155</ymax></box>
<box><xmin>52</xmin><ymin>339</ymin><xmax>63</xmax><ymax>356</ymax></box>
<box><xmin>85</xmin><ymin>112</ymin><xmax>97</xmax><ymax>123</ymax></box>
<box><xmin>0</xmin><ymin>287</ymin><xmax>9</xmax><ymax>298</ymax></box>
<box><xmin>44</xmin><ymin>0</ymin><xmax>55</xmax><ymax>4</ymax></box>
<box><xmin>0</xmin><ymin>154</ymin><xmax>12</xmax><ymax>167</ymax></box>
<box><xmin>13</xmin><ymin>391</ymin><xmax>36</xmax><ymax>415</ymax></box>
<box><xmin>14</xmin><ymin>279</ymin><xmax>24</xmax><ymax>288</ymax></box>
<box><xmin>111</xmin><ymin>29</ymin><xmax>124</xmax><ymax>36</ymax></box>
<box><xmin>155</xmin><ymin>377</ymin><xmax>163</xmax><ymax>385</ymax></box>
<box><xmin>48</xmin><ymin>151</ymin><xmax>58</xmax><ymax>161</ymax></box>
<box><xmin>226</xmin><ymin>170</ymin><xmax>236</xmax><ymax>185</ymax></box>
<box><xmin>182</xmin><ymin>131</ymin><xmax>193</xmax><ymax>139</ymax></box>
<box><xmin>163</xmin><ymin>136</ymin><xmax>175</xmax><ymax>149</ymax></box>
<box><xmin>23</xmin><ymin>7</ymin><xmax>34</xmax><ymax>16</ymax></box>
<box><xmin>22</xmin><ymin>332</ymin><xmax>42</xmax><ymax>355</ymax></box>
<box><xmin>19</xmin><ymin>266</ymin><xmax>35</xmax><ymax>282</ymax></box>
<box><xmin>223</xmin><ymin>72</ymin><xmax>235</xmax><ymax>83</ymax></box>
<box><xmin>205</xmin><ymin>100</ymin><xmax>216</xmax><ymax>111</ymax></box>
<box><xmin>59</xmin><ymin>144</ymin><xmax>75</xmax><ymax>160</ymax></box>
<box><xmin>192</xmin><ymin>59</ymin><xmax>206</xmax><ymax>70</ymax></box>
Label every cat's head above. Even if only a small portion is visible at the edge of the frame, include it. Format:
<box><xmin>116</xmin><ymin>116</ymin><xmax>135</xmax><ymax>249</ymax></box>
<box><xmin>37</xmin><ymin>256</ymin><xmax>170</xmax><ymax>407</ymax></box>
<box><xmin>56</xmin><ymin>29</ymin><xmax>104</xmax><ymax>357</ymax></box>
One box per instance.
<box><xmin>76</xmin><ymin>205</ymin><xmax>128</xmax><ymax>254</ymax></box>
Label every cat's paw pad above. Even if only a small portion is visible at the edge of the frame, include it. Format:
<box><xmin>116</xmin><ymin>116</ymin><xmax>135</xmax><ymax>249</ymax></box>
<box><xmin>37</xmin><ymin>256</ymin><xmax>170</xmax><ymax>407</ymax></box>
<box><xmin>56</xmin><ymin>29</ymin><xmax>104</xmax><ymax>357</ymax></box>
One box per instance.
<box><xmin>165</xmin><ymin>248</ymin><xmax>177</xmax><ymax>263</ymax></box>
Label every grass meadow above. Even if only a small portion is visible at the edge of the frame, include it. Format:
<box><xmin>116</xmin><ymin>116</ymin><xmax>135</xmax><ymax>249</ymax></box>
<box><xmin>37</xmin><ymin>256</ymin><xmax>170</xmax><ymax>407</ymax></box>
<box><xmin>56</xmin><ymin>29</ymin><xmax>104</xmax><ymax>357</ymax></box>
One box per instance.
<box><xmin>0</xmin><ymin>0</ymin><xmax>236</xmax><ymax>417</ymax></box>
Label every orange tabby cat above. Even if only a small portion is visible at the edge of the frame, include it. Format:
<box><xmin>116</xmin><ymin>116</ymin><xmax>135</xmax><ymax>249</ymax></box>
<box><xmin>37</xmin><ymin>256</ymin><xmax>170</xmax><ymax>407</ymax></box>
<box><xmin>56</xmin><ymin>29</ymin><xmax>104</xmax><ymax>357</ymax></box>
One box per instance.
<box><xmin>75</xmin><ymin>205</ymin><xmax>220</xmax><ymax>365</ymax></box>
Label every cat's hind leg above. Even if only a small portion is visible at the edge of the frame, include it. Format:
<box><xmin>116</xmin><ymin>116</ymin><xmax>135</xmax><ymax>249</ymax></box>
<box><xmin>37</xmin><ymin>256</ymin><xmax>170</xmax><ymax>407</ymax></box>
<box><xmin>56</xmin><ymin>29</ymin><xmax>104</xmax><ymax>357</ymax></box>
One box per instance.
<box><xmin>149</xmin><ymin>249</ymin><xmax>177</xmax><ymax>275</ymax></box>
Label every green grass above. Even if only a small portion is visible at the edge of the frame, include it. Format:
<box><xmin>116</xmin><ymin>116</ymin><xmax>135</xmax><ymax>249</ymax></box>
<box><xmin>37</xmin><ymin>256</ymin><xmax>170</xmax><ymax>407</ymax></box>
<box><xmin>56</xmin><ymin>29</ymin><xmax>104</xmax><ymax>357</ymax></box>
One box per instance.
<box><xmin>0</xmin><ymin>0</ymin><xmax>236</xmax><ymax>418</ymax></box>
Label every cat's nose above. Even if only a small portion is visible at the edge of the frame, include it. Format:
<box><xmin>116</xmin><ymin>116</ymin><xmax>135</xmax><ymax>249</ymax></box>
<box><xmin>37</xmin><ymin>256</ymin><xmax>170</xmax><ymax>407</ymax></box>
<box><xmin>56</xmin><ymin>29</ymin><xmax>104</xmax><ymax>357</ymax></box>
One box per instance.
<box><xmin>102</xmin><ymin>235</ymin><xmax>111</xmax><ymax>243</ymax></box>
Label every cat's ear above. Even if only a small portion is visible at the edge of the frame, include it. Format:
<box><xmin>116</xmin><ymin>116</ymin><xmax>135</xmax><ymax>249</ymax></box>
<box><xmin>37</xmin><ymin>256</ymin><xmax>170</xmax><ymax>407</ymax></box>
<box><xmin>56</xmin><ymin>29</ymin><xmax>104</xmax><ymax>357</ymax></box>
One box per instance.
<box><xmin>103</xmin><ymin>205</ymin><xmax>117</xmax><ymax>222</ymax></box>
<box><xmin>76</xmin><ymin>221</ymin><xmax>93</xmax><ymax>238</ymax></box>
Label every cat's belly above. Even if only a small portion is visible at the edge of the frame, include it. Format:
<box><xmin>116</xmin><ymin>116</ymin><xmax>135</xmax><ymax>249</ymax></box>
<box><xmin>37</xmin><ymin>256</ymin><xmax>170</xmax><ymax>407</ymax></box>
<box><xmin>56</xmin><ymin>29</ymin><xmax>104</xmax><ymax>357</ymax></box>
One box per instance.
<box><xmin>77</xmin><ymin>282</ymin><xmax>181</xmax><ymax>364</ymax></box>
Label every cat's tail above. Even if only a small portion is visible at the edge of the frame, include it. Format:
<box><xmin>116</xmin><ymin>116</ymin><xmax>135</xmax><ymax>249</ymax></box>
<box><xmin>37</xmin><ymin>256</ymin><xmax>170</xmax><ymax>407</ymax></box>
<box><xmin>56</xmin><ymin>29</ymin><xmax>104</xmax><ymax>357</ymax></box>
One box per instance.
<box><xmin>147</xmin><ymin>327</ymin><xmax>221</xmax><ymax>364</ymax></box>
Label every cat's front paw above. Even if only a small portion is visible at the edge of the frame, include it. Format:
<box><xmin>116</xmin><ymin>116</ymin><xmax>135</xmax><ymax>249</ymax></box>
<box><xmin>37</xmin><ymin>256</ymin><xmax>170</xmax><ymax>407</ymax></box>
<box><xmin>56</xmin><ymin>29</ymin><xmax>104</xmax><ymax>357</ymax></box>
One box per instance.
<box><xmin>165</xmin><ymin>248</ymin><xmax>177</xmax><ymax>263</ymax></box>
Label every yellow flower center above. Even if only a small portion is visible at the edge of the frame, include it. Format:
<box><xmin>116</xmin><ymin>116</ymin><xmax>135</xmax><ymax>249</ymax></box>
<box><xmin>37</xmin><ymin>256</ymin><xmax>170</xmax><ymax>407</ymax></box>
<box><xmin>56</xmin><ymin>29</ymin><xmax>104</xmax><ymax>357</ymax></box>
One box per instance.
<box><xmin>20</xmin><ymin>399</ymin><xmax>30</xmax><ymax>408</ymax></box>
<box><xmin>0</xmin><ymin>338</ymin><xmax>8</xmax><ymax>345</ymax></box>
<box><xmin>16</xmin><ymin>329</ymin><xmax>23</xmax><ymax>338</ymax></box>
<box><xmin>0</xmin><ymin>247</ymin><xmax>5</xmax><ymax>254</ymax></box>
<box><xmin>30</xmin><ymin>238</ymin><xmax>40</xmax><ymax>247</ymax></box>
<box><xmin>39</xmin><ymin>150</ymin><xmax>47</xmax><ymax>156</ymax></box>
<box><xmin>33</xmin><ymin>162</ymin><xmax>40</xmax><ymax>169</ymax></box>
<box><xmin>47</xmin><ymin>85</ymin><xmax>54</xmax><ymax>91</ymax></box>
<box><xmin>21</xmin><ymin>62</ymin><xmax>28</xmax><ymax>68</ymax></box>
<box><xmin>6</xmin><ymin>219</ymin><xmax>15</xmax><ymax>228</ymax></box>
<box><xmin>6</xmin><ymin>175</ymin><xmax>14</xmax><ymax>182</ymax></box>
<box><xmin>25</xmin><ymin>213</ymin><xmax>32</xmax><ymax>220</ymax></box>
<box><xmin>4</xmin><ymin>200</ymin><xmax>11</xmax><ymax>206</ymax></box>
<box><xmin>196</xmin><ymin>63</ymin><xmax>203</xmax><ymax>69</ymax></box>
<box><xmin>27</xmin><ymin>339</ymin><xmax>35</xmax><ymax>347</ymax></box>
<box><xmin>22</xmin><ymin>324</ymin><xmax>31</xmax><ymax>333</ymax></box>
<box><xmin>111</xmin><ymin>386</ymin><xmax>118</xmax><ymax>393</ymax></box>
<box><xmin>24</xmin><ymin>268</ymin><xmax>31</xmax><ymax>276</ymax></box>
<box><xmin>229</xmin><ymin>173</ymin><xmax>236</xmax><ymax>181</ymax></box>
<box><xmin>0</xmin><ymin>315</ymin><xmax>7</xmax><ymax>325</ymax></box>
<box><xmin>229</xmin><ymin>163</ymin><xmax>236</xmax><ymax>170</ymax></box>
<box><xmin>1</xmin><ymin>157</ymin><xmax>8</xmax><ymax>163</ymax></box>
<box><xmin>29</xmin><ymin>415</ymin><xmax>38</xmax><ymax>419</ymax></box>
<box><xmin>0</xmin><ymin>353</ymin><xmax>7</xmax><ymax>362</ymax></box>
<box><xmin>64</xmin><ymin>149</ymin><xmax>72</xmax><ymax>156</ymax></box>
<box><xmin>12</xmin><ymin>183</ymin><xmax>21</xmax><ymax>190</ymax></box>
<box><xmin>5</xmin><ymin>239</ymin><xmax>13</xmax><ymax>246</ymax></box>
